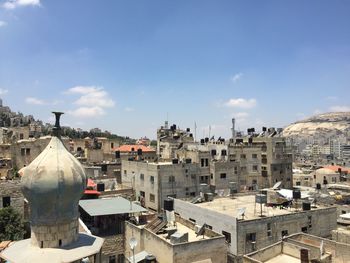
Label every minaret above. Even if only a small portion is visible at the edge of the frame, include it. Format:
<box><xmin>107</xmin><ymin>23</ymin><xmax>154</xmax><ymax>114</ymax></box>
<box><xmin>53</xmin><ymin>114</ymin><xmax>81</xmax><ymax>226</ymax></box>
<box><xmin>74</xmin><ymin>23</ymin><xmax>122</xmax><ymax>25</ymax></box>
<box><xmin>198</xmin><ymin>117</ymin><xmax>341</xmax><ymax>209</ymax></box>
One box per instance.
<box><xmin>231</xmin><ymin>118</ymin><xmax>236</xmax><ymax>140</ymax></box>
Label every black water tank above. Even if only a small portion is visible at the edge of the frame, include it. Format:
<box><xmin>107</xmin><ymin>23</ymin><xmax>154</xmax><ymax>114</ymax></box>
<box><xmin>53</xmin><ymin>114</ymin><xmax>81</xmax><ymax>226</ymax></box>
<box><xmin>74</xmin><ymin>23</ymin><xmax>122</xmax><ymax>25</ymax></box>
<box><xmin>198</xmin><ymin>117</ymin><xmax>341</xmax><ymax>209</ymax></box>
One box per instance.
<box><xmin>205</xmin><ymin>137</ymin><xmax>209</xmax><ymax>143</ymax></box>
<box><xmin>97</xmin><ymin>183</ymin><xmax>105</xmax><ymax>192</ymax></box>
<box><xmin>262</xmin><ymin>127</ymin><xmax>267</xmax><ymax>132</ymax></box>
<box><xmin>293</xmin><ymin>189</ymin><xmax>301</xmax><ymax>199</ymax></box>
<box><xmin>164</xmin><ymin>198</ymin><xmax>174</xmax><ymax>211</ymax></box>
<box><xmin>145</xmin><ymin>254</ymin><xmax>157</xmax><ymax>263</ymax></box>
<box><xmin>115</xmin><ymin>150</ymin><xmax>120</xmax><ymax>159</ymax></box>
<box><xmin>302</xmin><ymin>202</ymin><xmax>311</xmax><ymax>211</ymax></box>
<box><xmin>200</xmin><ymin>139</ymin><xmax>205</xmax><ymax>144</ymax></box>
<box><xmin>248</xmin><ymin>137</ymin><xmax>253</xmax><ymax>144</ymax></box>
<box><xmin>137</xmin><ymin>149</ymin><xmax>142</xmax><ymax>156</ymax></box>
<box><xmin>186</xmin><ymin>128</ymin><xmax>190</xmax><ymax>132</ymax></box>
<box><xmin>316</xmin><ymin>183</ymin><xmax>321</xmax><ymax>190</ymax></box>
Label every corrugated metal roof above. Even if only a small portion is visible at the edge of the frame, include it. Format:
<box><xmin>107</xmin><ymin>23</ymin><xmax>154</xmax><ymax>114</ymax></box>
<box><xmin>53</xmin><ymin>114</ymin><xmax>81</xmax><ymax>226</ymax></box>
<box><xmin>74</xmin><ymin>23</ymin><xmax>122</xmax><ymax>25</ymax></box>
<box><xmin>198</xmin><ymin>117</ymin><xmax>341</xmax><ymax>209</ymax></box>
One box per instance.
<box><xmin>79</xmin><ymin>197</ymin><xmax>146</xmax><ymax>216</ymax></box>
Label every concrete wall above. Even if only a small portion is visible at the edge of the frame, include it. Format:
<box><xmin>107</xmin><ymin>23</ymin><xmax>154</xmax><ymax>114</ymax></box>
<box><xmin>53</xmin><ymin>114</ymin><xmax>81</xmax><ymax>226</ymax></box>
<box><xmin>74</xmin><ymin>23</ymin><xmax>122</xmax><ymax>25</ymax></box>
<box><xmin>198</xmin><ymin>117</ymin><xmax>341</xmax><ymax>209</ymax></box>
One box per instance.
<box><xmin>237</xmin><ymin>207</ymin><xmax>337</xmax><ymax>255</ymax></box>
<box><xmin>174</xmin><ymin>198</ymin><xmax>238</xmax><ymax>255</ymax></box>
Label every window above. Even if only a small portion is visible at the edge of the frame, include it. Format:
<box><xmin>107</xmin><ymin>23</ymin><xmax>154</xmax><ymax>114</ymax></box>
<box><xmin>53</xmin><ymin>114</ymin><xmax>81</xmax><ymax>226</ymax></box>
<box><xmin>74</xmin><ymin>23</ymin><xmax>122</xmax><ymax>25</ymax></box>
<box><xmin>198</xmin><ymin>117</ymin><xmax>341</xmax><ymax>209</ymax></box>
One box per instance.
<box><xmin>301</xmin><ymin>227</ymin><xmax>307</xmax><ymax>233</ymax></box>
<box><xmin>124</xmin><ymin>170</ymin><xmax>127</xmax><ymax>175</ymax></box>
<box><xmin>296</xmin><ymin>181</ymin><xmax>301</xmax><ymax>186</ymax></box>
<box><xmin>150</xmin><ymin>176</ymin><xmax>154</xmax><ymax>184</ymax></box>
<box><xmin>190</xmin><ymin>192</ymin><xmax>196</xmax><ymax>197</ymax></box>
<box><xmin>205</xmin><ymin>158</ymin><xmax>209</xmax><ymax>167</ymax></box>
<box><xmin>149</xmin><ymin>194</ymin><xmax>155</xmax><ymax>202</ymax></box>
<box><xmin>201</xmin><ymin>159</ymin><xmax>205</xmax><ymax>167</ymax></box>
<box><xmin>2</xmin><ymin>196</ymin><xmax>10</xmax><ymax>207</ymax></box>
<box><xmin>246</xmin><ymin>233</ymin><xmax>256</xmax><ymax>242</ymax></box>
<box><xmin>241</xmin><ymin>154</ymin><xmax>246</xmax><ymax>159</ymax></box>
<box><xmin>140</xmin><ymin>173</ymin><xmax>144</xmax><ymax>180</ymax></box>
<box><xmin>59</xmin><ymin>239</ymin><xmax>62</xmax><ymax>247</ymax></box>
<box><xmin>222</xmin><ymin>231</ymin><xmax>231</xmax><ymax>244</ymax></box>
<box><xmin>252</xmin><ymin>154</ymin><xmax>258</xmax><ymax>159</ymax></box>
<box><xmin>267</xmin><ymin>223</ymin><xmax>272</xmax><ymax>237</ymax></box>
<box><xmin>252</xmin><ymin>165</ymin><xmax>258</xmax><ymax>171</ymax></box>
<box><xmin>25</xmin><ymin>148</ymin><xmax>30</xmax><ymax>155</ymax></box>
<box><xmin>308</xmin><ymin>216</ymin><xmax>312</xmax><ymax>228</ymax></box>
<box><xmin>189</xmin><ymin>218</ymin><xmax>196</xmax><ymax>223</ymax></box>
<box><xmin>220</xmin><ymin>173</ymin><xmax>227</xmax><ymax>179</ymax></box>
<box><xmin>109</xmin><ymin>255</ymin><xmax>116</xmax><ymax>263</ymax></box>
<box><xmin>111</xmin><ymin>142</ymin><xmax>114</xmax><ymax>149</ymax></box>
<box><xmin>21</xmin><ymin>148</ymin><xmax>25</xmax><ymax>156</ymax></box>
<box><xmin>234</xmin><ymin>166</ymin><xmax>238</xmax><ymax>175</ymax></box>
<box><xmin>169</xmin><ymin>175</ymin><xmax>175</xmax><ymax>183</ymax></box>
<box><xmin>281</xmin><ymin>230</ymin><xmax>288</xmax><ymax>237</ymax></box>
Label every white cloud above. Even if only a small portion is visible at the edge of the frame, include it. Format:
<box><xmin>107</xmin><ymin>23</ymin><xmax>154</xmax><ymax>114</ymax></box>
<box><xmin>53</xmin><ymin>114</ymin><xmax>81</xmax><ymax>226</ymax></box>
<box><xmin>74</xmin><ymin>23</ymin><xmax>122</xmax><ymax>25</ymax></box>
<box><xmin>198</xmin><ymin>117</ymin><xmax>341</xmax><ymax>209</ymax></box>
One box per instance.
<box><xmin>66</xmin><ymin>86</ymin><xmax>115</xmax><ymax>108</ymax></box>
<box><xmin>3</xmin><ymin>0</ymin><xmax>40</xmax><ymax>9</ymax></box>
<box><xmin>124</xmin><ymin>107</ymin><xmax>135</xmax><ymax>112</ymax></box>
<box><xmin>224</xmin><ymin>98</ymin><xmax>257</xmax><ymax>109</ymax></box>
<box><xmin>68</xmin><ymin>106</ymin><xmax>105</xmax><ymax>118</ymax></box>
<box><xmin>231</xmin><ymin>73</ymin><xmax>243</xmax><ymax>83</ymax></box>
<box><xmin>25</xmin><ymin>97</ymin><xmax>46</xmax><ymax>105</ymax></box>
<box><xmin>0</xmin><ymin>21</ymin><xmax>7</xmax><ymax>27</ymax></box>
<box><xmin>0</xmin><ymin>88</ymin><xmax>8</xmax><ymax>95</ymax></box>
<box><xmin>329</xmin><ymin>105</ymin><xmax>350</xmax><ymax>112</ymax></box>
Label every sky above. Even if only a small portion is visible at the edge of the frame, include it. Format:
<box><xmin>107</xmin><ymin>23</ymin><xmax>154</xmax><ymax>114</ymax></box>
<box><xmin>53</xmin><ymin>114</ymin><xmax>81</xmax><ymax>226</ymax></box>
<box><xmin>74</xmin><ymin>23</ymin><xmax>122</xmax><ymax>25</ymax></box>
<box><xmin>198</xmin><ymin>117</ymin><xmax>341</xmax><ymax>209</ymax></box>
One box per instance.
<box><xmin>0</xmin><ymin>0</ymin><xmax>350</xmax><ymax>139</ymax></box>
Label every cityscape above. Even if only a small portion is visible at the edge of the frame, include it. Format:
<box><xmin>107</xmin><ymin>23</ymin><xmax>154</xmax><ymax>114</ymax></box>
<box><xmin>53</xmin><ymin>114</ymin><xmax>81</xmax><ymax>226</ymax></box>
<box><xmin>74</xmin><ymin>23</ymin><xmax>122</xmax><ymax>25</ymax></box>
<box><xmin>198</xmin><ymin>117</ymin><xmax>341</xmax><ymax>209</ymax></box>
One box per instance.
<box><xmin>1</xmin><ymin>1</ymin><xmax>350</xmax><ymax>263</ymax></box>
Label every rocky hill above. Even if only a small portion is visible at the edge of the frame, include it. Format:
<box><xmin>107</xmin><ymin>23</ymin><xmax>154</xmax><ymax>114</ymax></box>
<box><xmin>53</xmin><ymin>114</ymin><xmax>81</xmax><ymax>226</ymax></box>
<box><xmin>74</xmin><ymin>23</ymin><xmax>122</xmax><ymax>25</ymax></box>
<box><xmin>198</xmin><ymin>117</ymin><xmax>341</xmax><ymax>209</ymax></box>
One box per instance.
<box><xmin>282</xmin><ymin>112</ymin><xmax>350</xmax><ymax>138</ymax></box>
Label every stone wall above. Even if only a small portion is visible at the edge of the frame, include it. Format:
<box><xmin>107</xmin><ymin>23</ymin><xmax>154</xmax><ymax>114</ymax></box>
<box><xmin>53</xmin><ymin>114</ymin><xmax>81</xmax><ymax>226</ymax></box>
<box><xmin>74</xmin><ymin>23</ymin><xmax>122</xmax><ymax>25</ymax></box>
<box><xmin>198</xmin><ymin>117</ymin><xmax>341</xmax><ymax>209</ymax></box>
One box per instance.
<box><xmin>0</xmin><ymin>179</ymin><xmax>24</xmax><ymax>217</ymax></box>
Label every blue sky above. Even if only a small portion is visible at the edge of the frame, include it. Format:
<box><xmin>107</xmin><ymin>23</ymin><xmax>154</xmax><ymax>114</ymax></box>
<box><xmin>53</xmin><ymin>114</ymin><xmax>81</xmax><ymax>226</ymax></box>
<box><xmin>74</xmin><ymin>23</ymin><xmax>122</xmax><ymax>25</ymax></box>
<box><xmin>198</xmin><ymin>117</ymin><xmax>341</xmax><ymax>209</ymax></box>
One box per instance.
<box><xmin>0</xmin><ymin>0</ymin><xmax>349</xmax><ymax>139</ymax></box>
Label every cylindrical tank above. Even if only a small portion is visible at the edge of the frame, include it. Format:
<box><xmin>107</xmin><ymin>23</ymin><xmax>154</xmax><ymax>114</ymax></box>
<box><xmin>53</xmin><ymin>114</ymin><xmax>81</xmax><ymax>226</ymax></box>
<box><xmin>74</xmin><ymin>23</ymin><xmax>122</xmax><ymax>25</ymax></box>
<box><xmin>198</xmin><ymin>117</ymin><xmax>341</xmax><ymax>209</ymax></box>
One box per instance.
<box><xmin>293</xmin><ymin>189</ymin><xmax>301</xmax><ymax>199</ymax></box>
<box><xmin>145</xmin><ymin>254</ymin><xmax>157</xmax><ymax>263</ymax></box>
<box><xmin>164</xmin><ymin>198</ymin><xmax>174</xmax><ymax>211</ymax></box>
<box><xmin>97</xmin><ymin>183</ymin><xmax>105</xmax><ymax>192</ymax></box>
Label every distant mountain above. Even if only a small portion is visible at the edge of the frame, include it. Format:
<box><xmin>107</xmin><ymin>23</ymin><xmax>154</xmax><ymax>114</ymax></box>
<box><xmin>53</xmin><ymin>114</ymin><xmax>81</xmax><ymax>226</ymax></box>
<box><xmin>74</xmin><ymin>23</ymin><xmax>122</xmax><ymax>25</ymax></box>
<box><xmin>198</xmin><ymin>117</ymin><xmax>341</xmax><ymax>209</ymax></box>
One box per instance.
<box><xmin>282</xmin><ymin>112</ymin><xmax>350</xmax><ymax>138</ymax></box>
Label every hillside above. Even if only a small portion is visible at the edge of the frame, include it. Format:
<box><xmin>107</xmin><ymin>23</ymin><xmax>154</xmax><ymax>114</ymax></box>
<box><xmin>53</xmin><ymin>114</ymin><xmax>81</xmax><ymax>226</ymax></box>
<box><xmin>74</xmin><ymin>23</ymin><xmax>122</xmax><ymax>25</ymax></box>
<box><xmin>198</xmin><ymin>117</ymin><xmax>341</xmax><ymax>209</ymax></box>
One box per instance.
<box><xmin>282</xmin><ymin>112</ymin><xmax>350</xmax><ymax>137</ymax></box>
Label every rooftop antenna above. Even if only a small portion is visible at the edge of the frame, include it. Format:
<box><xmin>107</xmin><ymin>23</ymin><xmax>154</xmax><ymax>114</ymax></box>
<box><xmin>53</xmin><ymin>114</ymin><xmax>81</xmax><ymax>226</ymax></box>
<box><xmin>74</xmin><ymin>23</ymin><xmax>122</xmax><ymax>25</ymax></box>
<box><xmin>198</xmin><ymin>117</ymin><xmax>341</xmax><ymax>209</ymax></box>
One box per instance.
<box><xmin>52</xmin><ymin>111</ymin><xmax>64</xmax><ymax>138</ymax></box>
<box><xmin>209</xmin><ymin>125</ymin><xmax>211</xmax><ymax>139</ymax></box>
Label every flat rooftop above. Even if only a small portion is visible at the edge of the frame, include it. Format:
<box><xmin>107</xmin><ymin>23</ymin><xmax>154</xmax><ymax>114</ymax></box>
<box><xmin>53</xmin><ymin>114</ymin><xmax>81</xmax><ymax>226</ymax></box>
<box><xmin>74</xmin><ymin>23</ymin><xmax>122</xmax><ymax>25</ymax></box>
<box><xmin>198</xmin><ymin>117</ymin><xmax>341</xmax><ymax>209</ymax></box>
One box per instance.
<box><xmin>196</xmin><ymin>195</ymin><xmax>329</xmax><ymax>220</ymax></box>
<box><xmin>264</xmin><ymin>254</ymin><xmax>299</xmax><ymax>263</ymax></box>
<box><xmin>157</xmin><ymin>222</ymin><xmax>210</xmax><ymax>243</ymax></box>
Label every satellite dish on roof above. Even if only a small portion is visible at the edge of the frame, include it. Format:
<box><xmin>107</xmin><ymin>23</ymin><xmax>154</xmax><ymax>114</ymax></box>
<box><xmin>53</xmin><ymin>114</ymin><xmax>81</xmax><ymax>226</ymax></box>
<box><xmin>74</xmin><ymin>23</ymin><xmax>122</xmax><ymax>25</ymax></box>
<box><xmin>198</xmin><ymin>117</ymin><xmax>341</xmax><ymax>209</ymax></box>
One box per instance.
<box><xmin>129</xmin><ymin>237</ymin><xmax>138</xmax><ymax>250</ymax></box>
<box><xmin>237</xmin><ymin>207</ymin><xmax>246</xmax><ymax>219</ymax></box>
<box><xmin>196</xmin><ymin>223</ymin><xmax>206</xmax><ymax>237</ymax></box>
<box><xmin>272</xmin><ymin>181</ymin><xmax>282</xmax><ymax>190</ymax></box>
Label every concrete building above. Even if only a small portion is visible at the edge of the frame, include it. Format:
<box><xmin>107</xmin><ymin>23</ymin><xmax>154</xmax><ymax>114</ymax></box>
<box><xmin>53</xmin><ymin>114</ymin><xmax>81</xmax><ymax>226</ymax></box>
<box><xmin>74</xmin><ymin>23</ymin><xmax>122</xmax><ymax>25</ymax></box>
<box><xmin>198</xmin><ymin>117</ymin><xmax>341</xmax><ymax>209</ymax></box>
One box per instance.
<box><xmin>122</xmin><ymin>160</ymin><xmax>202</xmax><ymax>212</ymax></box>
<box><xmin>0</xmin><ymin>113</ymin><xmax>104</xmax><ymax>263</ymax></box>
<box><xmin>314</xmin><ymin>168</ymin><xmax>340</xmax><ymax>186</ymax></box>
<box><xmin>157</xmin><ymin>122</ymin><xmax>195</xmax><ymax>161</ymax></box>
<box><xmin>228</xmin><ymin>135</ymin><xmax>293</xmax><ymax>189</ymax></box>
<box><xmin>115</xmin><ymin>144</ymin><xmax>157</xmax><ymax>162</ymax></box>
<box><xmin>244</xmin><ymin>233</ymin><xmax>350</xmax><ymax>263</ymax></box>
<box><xmin>0</xmin><ymin>179</ymin><xmax>25</xmax><ymax>218</ymax></box>
<box><xmin>125</xmin><ymin>214</ymin><xmax>227</xmax><ymax>263</ymax></box>
<box><xmin>173</xmin><ymin>194</ymin><xmax>337</xmax><ymax>262</ymax></box>
<box><xmin>79</xmin><ymin>197</ymin><xmax>147</xmax><ymax>263</ymax></box>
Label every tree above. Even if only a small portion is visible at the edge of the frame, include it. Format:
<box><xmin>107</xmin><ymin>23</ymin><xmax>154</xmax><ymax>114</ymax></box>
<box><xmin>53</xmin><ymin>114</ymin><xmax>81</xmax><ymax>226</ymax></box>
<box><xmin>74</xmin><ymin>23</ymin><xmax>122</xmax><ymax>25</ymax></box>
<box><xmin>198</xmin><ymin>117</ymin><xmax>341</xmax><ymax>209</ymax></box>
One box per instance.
<box><xmin>0</xmin><ymin>207</ymin><xmax>25</xmax><ymax>242</ymax></box>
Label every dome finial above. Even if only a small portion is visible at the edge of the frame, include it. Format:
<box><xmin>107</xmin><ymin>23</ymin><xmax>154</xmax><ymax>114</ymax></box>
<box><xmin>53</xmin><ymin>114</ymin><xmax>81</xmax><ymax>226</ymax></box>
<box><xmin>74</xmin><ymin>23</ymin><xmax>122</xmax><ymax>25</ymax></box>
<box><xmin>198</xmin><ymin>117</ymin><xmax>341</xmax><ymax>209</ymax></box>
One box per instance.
<box><xmin>52</xmin><ymin>111</ymin><xmax>64</xmax><ymax>137</ymax></box>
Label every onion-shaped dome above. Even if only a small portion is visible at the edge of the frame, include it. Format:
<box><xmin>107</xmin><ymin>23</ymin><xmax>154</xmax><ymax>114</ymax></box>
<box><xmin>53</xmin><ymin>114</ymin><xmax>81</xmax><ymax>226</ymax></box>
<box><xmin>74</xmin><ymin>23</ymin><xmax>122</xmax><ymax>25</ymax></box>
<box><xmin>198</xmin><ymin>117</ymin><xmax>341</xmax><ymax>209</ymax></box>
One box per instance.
<box><xmin>20</xmin><ymin>113</ymin><xmax>87</xmax><ymax>226</ymax></box>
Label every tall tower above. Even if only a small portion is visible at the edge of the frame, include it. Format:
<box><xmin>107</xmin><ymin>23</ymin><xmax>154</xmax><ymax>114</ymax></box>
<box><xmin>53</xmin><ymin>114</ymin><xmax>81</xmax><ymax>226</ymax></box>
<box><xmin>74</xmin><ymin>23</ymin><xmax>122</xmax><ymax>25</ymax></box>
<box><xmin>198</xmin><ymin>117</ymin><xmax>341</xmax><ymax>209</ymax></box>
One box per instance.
<box><xmin>231</xmin><ymin>118</ymin><xmax>236</xmax><ymax>140</ymax></box>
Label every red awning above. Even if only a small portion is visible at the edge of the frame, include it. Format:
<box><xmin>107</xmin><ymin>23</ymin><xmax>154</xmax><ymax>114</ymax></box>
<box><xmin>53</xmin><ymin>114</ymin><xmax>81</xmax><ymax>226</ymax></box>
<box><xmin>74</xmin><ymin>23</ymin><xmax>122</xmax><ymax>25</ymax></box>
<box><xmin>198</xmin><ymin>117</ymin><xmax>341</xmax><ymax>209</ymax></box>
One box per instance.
<box><xmin>84</xmin><ymin>190</ymin><xmax>101</xmax><ymax>195</ymax></box>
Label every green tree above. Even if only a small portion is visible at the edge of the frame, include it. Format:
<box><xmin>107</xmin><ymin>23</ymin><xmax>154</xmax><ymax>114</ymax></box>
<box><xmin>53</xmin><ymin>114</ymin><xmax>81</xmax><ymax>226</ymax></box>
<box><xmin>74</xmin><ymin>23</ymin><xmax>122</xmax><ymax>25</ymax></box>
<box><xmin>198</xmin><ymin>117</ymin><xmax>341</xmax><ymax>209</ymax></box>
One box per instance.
<box><xmin>0</xmin><ymin>207</ymin><xmax>25</xmax><ymax>241</ymax></box>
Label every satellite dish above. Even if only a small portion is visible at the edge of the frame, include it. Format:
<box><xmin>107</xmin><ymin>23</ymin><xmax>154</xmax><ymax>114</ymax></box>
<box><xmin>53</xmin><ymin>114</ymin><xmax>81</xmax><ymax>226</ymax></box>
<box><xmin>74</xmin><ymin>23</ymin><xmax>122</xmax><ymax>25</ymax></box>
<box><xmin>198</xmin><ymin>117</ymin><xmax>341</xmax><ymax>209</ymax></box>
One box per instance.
<box><xmin>129</xmin><ymin>237</ymin><xmax>138</xmax><ymax>250</ymax></box>
<box><xmin>237</xmin><ymin>207</ymin><xmax>246</xmax><ymax>219</ymax></box>
<box><xmin>272</xmin><ymin>181</ymin><xmax>282</xmax><ymax>190</ymax></box>
<box><xmin>196</xmin><ymin>223</ymin><xmax>206</xmax><ymax>237</ymax></box>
